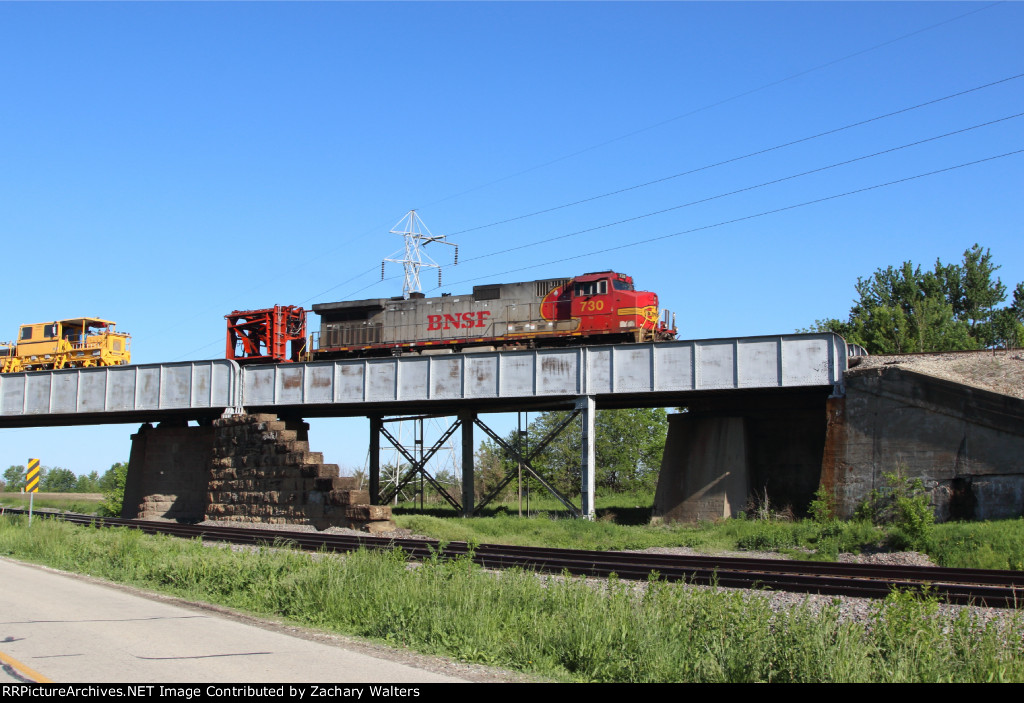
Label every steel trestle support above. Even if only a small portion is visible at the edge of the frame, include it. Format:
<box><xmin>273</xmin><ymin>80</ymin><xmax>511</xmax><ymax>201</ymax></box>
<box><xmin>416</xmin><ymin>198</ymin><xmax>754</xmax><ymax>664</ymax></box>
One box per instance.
<box><xmin>578</xmin><ymin>395</ymin><xmax>596</xmax><ymax>520</ymax></box>
<box><xmin>367</xmin><ymin>406</ymin><xmax>594</xmax><ymax>518</ymax></box>
<box><xmin>376</xmin><ymin>417</ymin><xmax>463</xmax><ymax>511</ymax></box>
<box><xmin>473</xmin><ymin>413</ymin><xmax>582</xmax><ymax>517</ymax></box>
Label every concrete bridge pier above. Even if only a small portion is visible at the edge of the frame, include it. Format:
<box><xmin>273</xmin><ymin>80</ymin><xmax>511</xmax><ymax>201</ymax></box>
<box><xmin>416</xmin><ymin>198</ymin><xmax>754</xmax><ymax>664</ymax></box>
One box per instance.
<box><xmin>651</xmin><ymin>414</ymin><xmax>748</xmax><ymax>523</ymax></box>
<box><xmin>652</xmin><ymin>393</ymin><xmax>830</xmax><ymax>523</ymax></box>
<box><xmin>122</xmin><ymin>420</ymin><xmax>214</xmax><ymax>522</ymax></box>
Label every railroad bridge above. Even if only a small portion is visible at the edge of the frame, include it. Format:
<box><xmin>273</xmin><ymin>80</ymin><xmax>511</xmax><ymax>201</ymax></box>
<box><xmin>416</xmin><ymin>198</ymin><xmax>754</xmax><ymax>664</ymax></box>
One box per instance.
<box><xmin>2</xmin><ymin>333</ymin><xmax>1021</xmax><ymax>523</ymax></box>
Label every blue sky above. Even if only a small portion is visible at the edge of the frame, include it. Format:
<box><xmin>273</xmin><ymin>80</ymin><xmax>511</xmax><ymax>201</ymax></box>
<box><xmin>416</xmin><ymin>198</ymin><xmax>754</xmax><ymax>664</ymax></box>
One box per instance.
<box><xmin>1</xmin><ymin>2</ymin><xmax>1021</xmax><ymax>478</ymax></box>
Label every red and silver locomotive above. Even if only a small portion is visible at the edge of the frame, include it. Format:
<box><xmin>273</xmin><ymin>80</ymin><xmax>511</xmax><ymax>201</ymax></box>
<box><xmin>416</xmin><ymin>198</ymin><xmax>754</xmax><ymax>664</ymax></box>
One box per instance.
<box><xmin>226</xmin><ymin>271</ymin><xmax>675</xmax><ymax>363</ymax></box>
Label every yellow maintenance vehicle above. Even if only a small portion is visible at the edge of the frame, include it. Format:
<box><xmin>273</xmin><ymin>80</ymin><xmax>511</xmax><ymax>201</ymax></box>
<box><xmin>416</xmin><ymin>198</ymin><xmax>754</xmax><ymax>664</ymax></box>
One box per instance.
<box><xmin>0</xmin><ymin>318</ymin><xmax>131</xmax><ymax>373</ymax></box>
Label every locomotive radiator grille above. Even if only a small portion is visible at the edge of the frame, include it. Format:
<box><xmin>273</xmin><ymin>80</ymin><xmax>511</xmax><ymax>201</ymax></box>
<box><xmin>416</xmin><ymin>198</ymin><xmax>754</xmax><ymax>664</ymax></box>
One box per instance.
<box><xmin>326</xmin><ymin>323</ymin><xmax>383</xmax><ymax>347</ymax></box>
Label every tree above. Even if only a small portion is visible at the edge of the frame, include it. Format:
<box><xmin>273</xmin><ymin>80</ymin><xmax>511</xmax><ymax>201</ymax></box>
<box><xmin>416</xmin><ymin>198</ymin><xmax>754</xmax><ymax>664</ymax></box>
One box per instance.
<box><xmin>98</xmin><ymin>462</ymin><xmax>129</xmax><ymax>517</ymax></box>
<box><xmin>809</xmin><ymin>245</ymin><xmax>1021</xmax><ymax>354</ymax></box>
<box><xmin>947</xmin><ymin>244</ymin><xmax>1007</xmax><ymax>343</ymax></box>
<box><xmin>74</xmin><ymin>471</ymin><xmax>101</xmax><ymax>493</ymax></box>
<box><xmin>525</xmin><ymin>407</ymin><xmax>669</xmax><ymax>495</ymax></box>
<box><xmin>98</xmin><ymin>463</ymin><xmax>127</xmax><ymax>493</ymax></box>
<box><xmin>990</xmin><ymin>281</ymin><xmax>1024</xmax><ymax>349</ymax></box>
<box><xmin>41</xmin><ymin>467</ymin><xmax>77</xmax><ymax>493</ymax></box>
<box><xmin>474</xmin><ymin>438</ymin><xmax>518</xmax><ymax>502</ymax></box>
<box><xmin>3</xmin><ymin>465</ymin><xmax>26</xmax><ymax>492</ymax></box>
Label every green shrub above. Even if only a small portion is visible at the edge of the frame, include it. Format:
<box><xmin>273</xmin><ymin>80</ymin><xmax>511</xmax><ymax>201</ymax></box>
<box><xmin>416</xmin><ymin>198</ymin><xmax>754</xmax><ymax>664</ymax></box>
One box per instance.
<box><xmin>98</xmin><ymin>462</ymin><xmax>129</xmax><ymax>517</ymax></box>
<box><xmin>855</xmin><ymin>468</ymin><xmax>934</xmax><ymax>551</ymax></box>
<box><xmin>808</xmin><ymin>485</ymin><xmax>838</xmax><ymax>524</ymax></box>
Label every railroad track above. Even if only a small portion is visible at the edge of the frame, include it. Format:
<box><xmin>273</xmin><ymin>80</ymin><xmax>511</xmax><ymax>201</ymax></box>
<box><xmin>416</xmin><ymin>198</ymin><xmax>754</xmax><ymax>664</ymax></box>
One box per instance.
<box><xmin>5</xmin><ymin>509</ymin><xmax>1024</xmax><ymax>608</ymax></box>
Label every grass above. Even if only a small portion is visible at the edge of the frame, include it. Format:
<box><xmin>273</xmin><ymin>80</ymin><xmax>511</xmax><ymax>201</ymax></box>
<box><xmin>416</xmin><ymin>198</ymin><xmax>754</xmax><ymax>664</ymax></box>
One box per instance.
<box><xmin>927</xmin><ymin>520</ymin><xmax>1024</xmax><ymax>571</ymax></box>
<box><xmin>394</xmin><ymin>505</ymin><xmax>1024</xmax><ymax>571</ymax></box>
<box><xmin>1</xmin><ymin>514</ymin><xmax>1022</xmax><ymax>683</ymax></box>
<box><xmin>0</xmin><ymin>492</ymin><xmax>103</xmax><ymax>515</ymax></box>
<box><xmin>6</xmin><ymin>487</ymin><xmax>1023</xmax><ymax>571</ymax></box>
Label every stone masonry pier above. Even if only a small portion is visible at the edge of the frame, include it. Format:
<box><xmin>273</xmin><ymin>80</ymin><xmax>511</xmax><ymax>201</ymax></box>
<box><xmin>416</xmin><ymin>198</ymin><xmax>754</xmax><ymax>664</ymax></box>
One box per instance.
<box><xmin>123</xmin><ymin>413</ymin><xmax>395</xmax><ymax>531</ymax></box>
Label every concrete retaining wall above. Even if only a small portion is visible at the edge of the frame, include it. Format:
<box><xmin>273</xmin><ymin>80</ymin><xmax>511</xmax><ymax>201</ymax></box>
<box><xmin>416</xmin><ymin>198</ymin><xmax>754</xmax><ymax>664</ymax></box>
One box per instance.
<box><xmin>823</xmin><ymin>366</ymin><xmax>1024</xmax><ymax>521</ymax></box>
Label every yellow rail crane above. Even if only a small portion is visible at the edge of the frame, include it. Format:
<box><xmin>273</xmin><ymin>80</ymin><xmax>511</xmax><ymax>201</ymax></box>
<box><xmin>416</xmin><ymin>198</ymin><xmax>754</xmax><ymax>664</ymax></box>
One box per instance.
<box><xmin>0</xmin><ymin>318</ymin><xmax>131</xmax><ymax>373</ymax></box>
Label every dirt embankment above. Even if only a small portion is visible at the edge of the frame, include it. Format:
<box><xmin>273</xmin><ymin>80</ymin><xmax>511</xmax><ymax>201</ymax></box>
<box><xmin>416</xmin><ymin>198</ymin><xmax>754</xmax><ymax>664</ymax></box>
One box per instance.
<box><xmin>849</xmin><ymin>350</ymin><xmax>1024</xmax><ymax>399</ymax></box>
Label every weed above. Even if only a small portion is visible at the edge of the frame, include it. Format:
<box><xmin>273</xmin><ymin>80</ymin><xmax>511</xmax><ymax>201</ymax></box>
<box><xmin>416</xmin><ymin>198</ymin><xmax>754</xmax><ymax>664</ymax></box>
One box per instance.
<box><xmin>744</xmin><ymin>488</ymin><xmax>794</xmax><ymax>522</ymax></box>
<box><xmin>855</xmin><ymin>467</ymin><xmax>934</xmax><ymax>551</ymax></box>
<box><xmin>808</xmin><ymin>485</ymin><xmax>838</xmax><ymax>524</ymax></box>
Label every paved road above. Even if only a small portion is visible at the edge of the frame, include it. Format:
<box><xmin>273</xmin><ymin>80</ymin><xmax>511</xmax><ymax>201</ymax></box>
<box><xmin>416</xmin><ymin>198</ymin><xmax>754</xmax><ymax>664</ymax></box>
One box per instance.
<box><xmin>0</xmin><ymin>558</ymin><xmax>469</xmax><ymax>683</ymax></box>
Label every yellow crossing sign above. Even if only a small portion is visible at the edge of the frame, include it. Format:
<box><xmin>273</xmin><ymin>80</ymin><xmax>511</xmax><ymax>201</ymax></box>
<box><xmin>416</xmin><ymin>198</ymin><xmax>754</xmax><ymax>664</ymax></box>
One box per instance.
<box><xmin>26</xmin><ymin>458</ymin><xmax>40</xmax><ymax>493</ymax></box>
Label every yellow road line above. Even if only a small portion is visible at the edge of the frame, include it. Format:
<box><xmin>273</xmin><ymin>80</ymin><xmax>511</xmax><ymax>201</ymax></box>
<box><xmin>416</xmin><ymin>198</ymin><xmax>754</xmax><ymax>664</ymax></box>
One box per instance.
<box><xmin>0</xmin><ymin>649</ymin><xmax>53</xmax><ymax>683</ymax></box>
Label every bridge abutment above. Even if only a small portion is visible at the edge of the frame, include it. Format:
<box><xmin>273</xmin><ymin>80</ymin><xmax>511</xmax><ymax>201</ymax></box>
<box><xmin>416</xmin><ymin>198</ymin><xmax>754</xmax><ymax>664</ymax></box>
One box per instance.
<box><xmin>123</xmin><ymin>414</ymin><xmax>397</xmax><ymax>531</ymax></box>
<box><xmin>823</xmin><ymin>366</ymin><xmax>1024</xmax><ymax>522</ymax></box>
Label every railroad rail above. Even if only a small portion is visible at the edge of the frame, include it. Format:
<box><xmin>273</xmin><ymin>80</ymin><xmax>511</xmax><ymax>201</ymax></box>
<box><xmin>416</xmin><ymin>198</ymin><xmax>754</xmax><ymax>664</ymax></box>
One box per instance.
<box><xmin>7</xmin><ymin>509</ymin><xmax>1023</xmax><ymax>608</ymax></box>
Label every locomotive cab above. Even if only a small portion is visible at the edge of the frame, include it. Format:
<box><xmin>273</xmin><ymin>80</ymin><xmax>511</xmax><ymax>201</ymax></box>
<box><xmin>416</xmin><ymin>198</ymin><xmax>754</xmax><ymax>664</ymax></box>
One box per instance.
<box><xmin>545</xmin><ymin>271</ymin><xmax>671</xmax><ymax>343</ymax></box>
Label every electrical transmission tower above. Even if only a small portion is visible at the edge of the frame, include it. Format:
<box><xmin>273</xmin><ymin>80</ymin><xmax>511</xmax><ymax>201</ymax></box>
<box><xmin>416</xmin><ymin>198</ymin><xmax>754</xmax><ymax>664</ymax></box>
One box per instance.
<box><xmin>382</xmin><ymin>210</ymin><xmax>458</xmax><ymax>299</ymax></box>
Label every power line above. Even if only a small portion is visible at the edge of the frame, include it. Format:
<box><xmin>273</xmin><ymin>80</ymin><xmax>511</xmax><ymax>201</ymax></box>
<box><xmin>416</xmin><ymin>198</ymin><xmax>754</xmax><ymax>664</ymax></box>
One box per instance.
<box><xmin>169</xmin><ymin>147</ymin><xmax>1022</xmax><ymax>361</ymax></box>
<box><xmin>287</xmin><ymin>73</ymin><xmax>1024</xmax><ymax>314</ymax></box>
<box><xmin>453</xmin><ymin>112</ymin><xmax>1024</xmax><ymax>266</ymax></box>
<box><xmin>190</xmin><ymin>10</ymin><xmax>1013</xmax><ymax>325</ymax></box>
<box><xmin>446</xmin><ymin>72</ymin><xmax>1024</xmax><ymax>237</ymax></box>
<box><xmin>420</xmin><ymin>2</ymin><xmax>1006</xmax><ymax>211</ymax></box>
<box><xmin>433</xmin><ymin>149</ymin><xmax>1024</xmax><ymax>290</ymax></box>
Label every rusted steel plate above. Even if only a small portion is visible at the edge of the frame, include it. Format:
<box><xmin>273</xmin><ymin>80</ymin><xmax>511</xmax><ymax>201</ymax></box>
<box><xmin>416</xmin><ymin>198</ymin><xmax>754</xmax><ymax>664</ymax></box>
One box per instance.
<box><xmin>239</xmin><ymin>334</ymin><xmax>847</xmax><ymax>408</ymax></box>
<box><xmin>0</xmin><ymin>360</ymin><xmax>240</xmax><ymax>418</ymax></box>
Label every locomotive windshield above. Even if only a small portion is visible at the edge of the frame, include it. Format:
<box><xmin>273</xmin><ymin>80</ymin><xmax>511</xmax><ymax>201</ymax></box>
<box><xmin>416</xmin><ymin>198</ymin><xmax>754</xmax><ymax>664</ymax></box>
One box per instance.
<box><xmin>574</xmin><ymin>280</ymin><xmax>608</xmax><ymax>297</ymax></box>
<box><xmin>613</xmin><ymin>280</ymin><xmax>634</xmax><ymax>291</ymax></box>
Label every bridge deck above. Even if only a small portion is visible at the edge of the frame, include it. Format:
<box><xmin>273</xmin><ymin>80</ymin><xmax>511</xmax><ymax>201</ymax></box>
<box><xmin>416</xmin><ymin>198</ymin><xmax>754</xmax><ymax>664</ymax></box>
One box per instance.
<box><xmin>0</xmin><ymin>333</ymin><xmax>847</xmax><ymax>427</ymax></box>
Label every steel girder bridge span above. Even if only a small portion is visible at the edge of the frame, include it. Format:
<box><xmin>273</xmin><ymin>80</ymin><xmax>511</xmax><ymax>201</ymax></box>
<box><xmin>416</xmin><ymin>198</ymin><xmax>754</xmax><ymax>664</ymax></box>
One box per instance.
<box><xmin>0</xmin><ymin>333</ymin><xmax>849</xmax><ymax>518</ymax></box>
